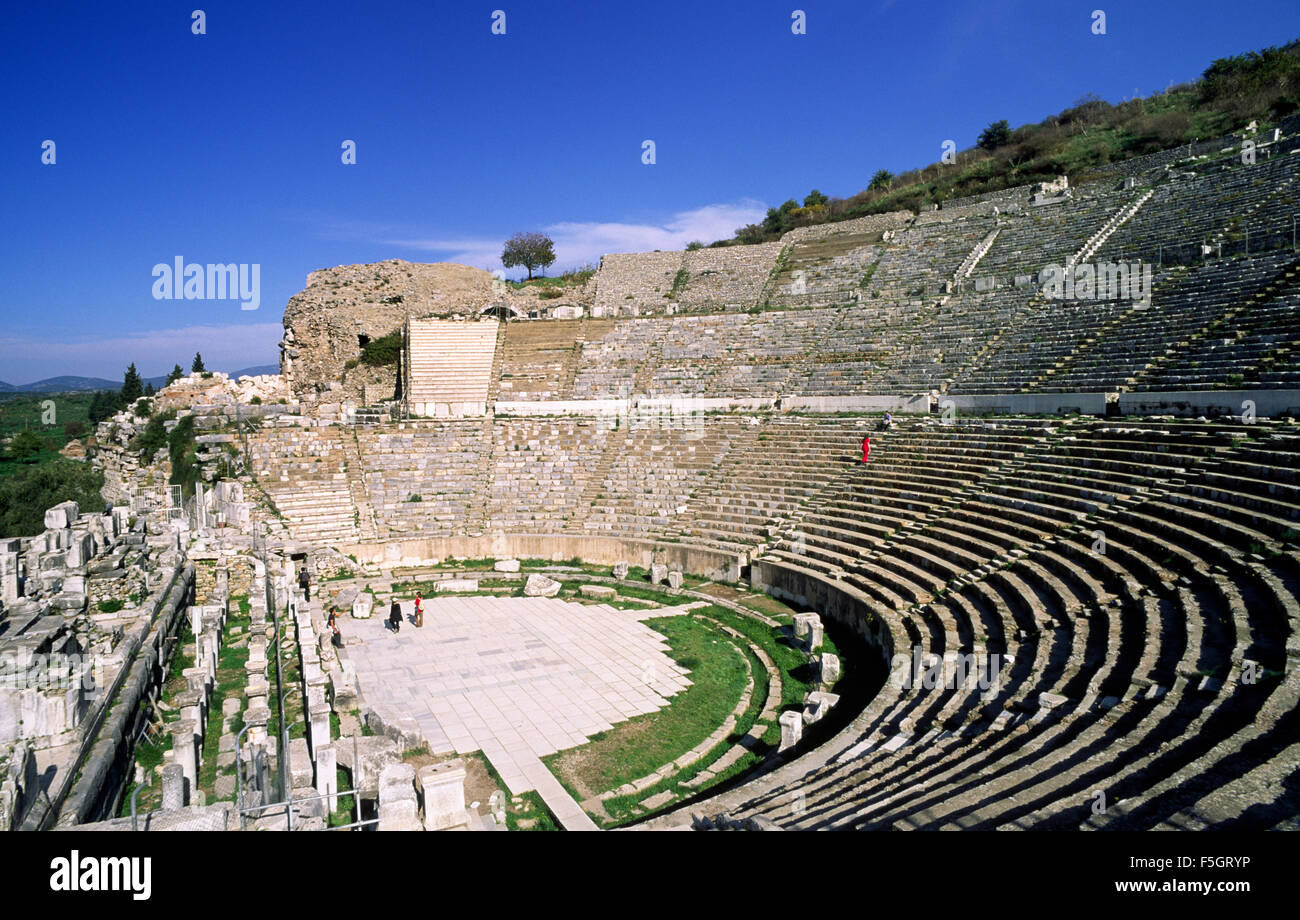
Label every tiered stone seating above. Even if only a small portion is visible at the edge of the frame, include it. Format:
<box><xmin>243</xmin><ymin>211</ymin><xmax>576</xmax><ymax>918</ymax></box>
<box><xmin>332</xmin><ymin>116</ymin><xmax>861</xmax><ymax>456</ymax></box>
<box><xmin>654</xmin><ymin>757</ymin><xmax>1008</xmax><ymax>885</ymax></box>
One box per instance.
<box><xmin>247</xmin><ymin>429</ymin><xmax>361</xmax><ymax>544</ymax></box>
<box><xmin>487</xmin><ymin>418</ymin><xmax>615</xmax><ymax>531</ymax></box>
<box><xmin>668</xmin><ymin>418</ymin><xmax>862</xmax><ymax>553</ymax></box>
<box><xmin>496</xmin><ymin>320</ymin><xmax>583</xmax><ymax>401</ymax></box>
<box><xmin>570</xmin><ymin>317</ymin><xmax>662</xmax><ymax>398</ymax></box>
<box><xmin>573</xmin><ymin>421</ymin><xmax>742</xmax><ymax>537</ymax></box>
<box><xmin>355</xmin><ymin>423</ymin><xmax>490</xmax><ymax>538</ymax></box>
<box><xmin>1039</xmin><ymin>252</ymin><xmax>1295</xmax><ymax>392</ymax></box>
<box><xmin>591</xmin><ymin>251</ymin><xmax>683</xmax><ymax>316</ymax></box>
<box><xmin>406</xmin><ymin>318</ymin><xmax>499</xmax><ymax>415</ymax></box>
<box><xmin>697</xmin><ymin>417</ymin><xmax>1298</xmax><ymax>831</ymax></box>
<box><xmin>1136</xmin><ymin>266</ymin><xmax>1300</xmax><ymax>390</ymax></box>
<box><xmin>676</xmin><ymin>243</ymin><xmax>783</xmax><ymax>313</ymax></box>
<box><xmin>761</xmin><ymin>232</ymin><xmax>888</xmax><ymax>310</ymax></box>
<box><xmin>1096</xmin><ymin>150</ymin><xmax>1300</xmax><ymax>263</ymax></box>
<box><xmin>870</xmin><ymin>217</ymin><xmax>994</xmax><ymax>297</ymax></box>
<box><xmin>975</xmin><ymin>186</ymin><xmax>1134</xmax><ymax>277</ymax></box>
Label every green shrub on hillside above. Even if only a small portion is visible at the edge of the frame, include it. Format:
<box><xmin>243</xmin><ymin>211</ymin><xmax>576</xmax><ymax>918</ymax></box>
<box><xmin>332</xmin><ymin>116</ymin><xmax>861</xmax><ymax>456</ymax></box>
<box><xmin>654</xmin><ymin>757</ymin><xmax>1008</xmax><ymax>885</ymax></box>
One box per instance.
<box><xmin>0</xmin><ymin>458</ymin><xmax>105</xmax><ymax>536</ymax></box>
<box><xmin>361</xmin><ymin>331</ymin><xmax>403</xmax><ymax>367</ymax></box>
<box><xmin>725</xmin><ymin>39</ymin><xmax>1300</xmax><ymax>245</ymax></box>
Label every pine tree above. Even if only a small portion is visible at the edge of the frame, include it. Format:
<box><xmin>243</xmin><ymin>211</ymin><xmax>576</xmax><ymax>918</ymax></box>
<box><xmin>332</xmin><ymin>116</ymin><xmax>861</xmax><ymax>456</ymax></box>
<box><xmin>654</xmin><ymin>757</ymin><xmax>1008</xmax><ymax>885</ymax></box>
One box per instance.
<box><xmin>191</xmin><ymin>353</ymin><xmax>206</xmax><ymax>373</ymax></box>
<box><xmin>144</xmin><ymin>381</ymin><xmax>156</xmax><ymax>397</ymax></box>
<box><xmin>120</xmin><ymin>364</ymin><xmax>143</xmax><ymax>404</ymax></box>
<box><xmin>167</xmin><ymin>364</ymin><xmax>184</xmax><ymax>385</ymax></box>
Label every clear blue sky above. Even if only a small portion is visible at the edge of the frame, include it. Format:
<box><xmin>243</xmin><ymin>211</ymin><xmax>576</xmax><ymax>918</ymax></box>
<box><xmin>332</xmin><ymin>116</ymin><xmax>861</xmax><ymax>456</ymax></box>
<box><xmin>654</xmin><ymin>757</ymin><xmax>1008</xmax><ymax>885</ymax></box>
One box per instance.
<box><xmin>1</xmin><ymin>0</ymin><xmax>1296</xmax><ymax>384</ymax></box>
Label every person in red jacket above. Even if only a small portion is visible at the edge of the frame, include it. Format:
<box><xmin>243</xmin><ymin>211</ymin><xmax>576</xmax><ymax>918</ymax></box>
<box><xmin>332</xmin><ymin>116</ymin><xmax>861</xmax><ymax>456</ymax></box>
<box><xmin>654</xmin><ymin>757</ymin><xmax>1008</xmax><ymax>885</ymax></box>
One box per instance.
<box><xmin>861</xmin><ymin>434</ymin><xmax>871</xmax><ymax>463</ymax></box>
<box><xmin>414</xmin><ymin>591</ymin><xmax>424</xmax><ymax>628</ymax></box>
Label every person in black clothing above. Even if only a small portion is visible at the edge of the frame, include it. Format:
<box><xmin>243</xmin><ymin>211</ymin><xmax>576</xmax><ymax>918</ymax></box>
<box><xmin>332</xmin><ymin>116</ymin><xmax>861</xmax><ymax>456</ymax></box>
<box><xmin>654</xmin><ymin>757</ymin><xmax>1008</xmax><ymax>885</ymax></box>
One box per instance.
<box><xmin>331</xmin><ymin>622</ymin><xmax>344</xmax><ymax>648</ymax></box>
<box><xmin>298</xmin><ymin>567</ymin><xmax>311</xmax><ymax>600</ymax></box>
<box><xmin>388</xmin><ymin>599</ymin><xmax>402</xmax><ymax>633</ymax></box>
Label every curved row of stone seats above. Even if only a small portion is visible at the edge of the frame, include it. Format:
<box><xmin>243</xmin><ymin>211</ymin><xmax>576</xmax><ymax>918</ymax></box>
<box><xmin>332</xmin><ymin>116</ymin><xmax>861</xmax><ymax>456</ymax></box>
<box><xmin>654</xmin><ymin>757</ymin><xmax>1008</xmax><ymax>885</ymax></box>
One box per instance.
<box><xmin>715</xmin><ymin>418</ymin><xmax>1297</xmax><ymax>830</ymax></box>
<box><xmin>355</xmin><ymin>423</ymin><xmax>489</xmax><ymax>538</ymax></box>
<box><xmin>645</xmin><ymin>311</ymin><xmax>826</xmax><ymax>398</ymax></box>
<box><xmin>570</xmin><ymin>421</ymin><xmax>742</xmax><ymax>537</ymax></box>
<box><xmin>1136</xmin><ymin>275</ymin><xmax>1300</xmax><ymax>391</ymax></box>
<box><xmin>851</xmin><ymin>288</ymin><xmax>1036</xmax><ymax>394</ymax></box>
<box><xmin>487</xmin><ymin>418</ymin><xmax>616</xmax><ymax>531</ymax></box>
<box><xmin>797</xmin><ymin>301</ymin><xmax>930</xmax><ymax>395</ymax></box>
<box><xmin>570</xmin><ymin>317</ymin><xmax>661</xmax><ymax>399</ymax></box>
<box><xmin>1096</xmin><ymin>149</ymin><xmax>1300</xmax><ymax>263</ymax></box>
<box><xmin>496</xmin><ymin>319</ymin><xmax>585</xmax><ymax>401</ymax></box>
<box><xmin>870</xmin><ymin>217</ymin><xmax>994</xmax><ymax>297</ymax></box>
<box><xmin>667</xmin><ymin>418</ymin><xmax>866</xmax><ymax>554</ymax></box>
<box><xmin>946</xmin><ymin>292</ymin><xmax>1125</xmax><ymax>393</ymax></box>
<box><xmin>592</xmin><ymin>251</ymin><xmax>684</xmax><ymax>316</ymax></box>
<box><xmin>975</xmin><ymin>185</ymin><xmax>1135</xmax><ymax>277</ymax></box>
<box><xmin>246</xmin><ymin>430</ymin><xmax>360</xmax><ymax>544</ymax></box>
<box><xmin>1038</xmin><ymin>251</ymin><xmax>1295</xmax><ymax>392</ymax></box>
<box><xmin>760</xmin><ymin>231</ymin><xmax>888</xmax><ymax>311</ymax></box>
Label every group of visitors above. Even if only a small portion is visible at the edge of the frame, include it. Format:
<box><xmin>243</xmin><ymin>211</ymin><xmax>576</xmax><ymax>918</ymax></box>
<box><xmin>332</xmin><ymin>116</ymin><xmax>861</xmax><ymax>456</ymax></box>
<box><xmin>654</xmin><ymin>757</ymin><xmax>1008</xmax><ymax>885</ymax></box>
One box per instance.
<box><xmin>299</xmin><ymin>567</ymin><xmax>344</xmax><ymax>648</ymax></box>
<box><xmin>298</xmin><ymin>561</ymin><xmax>427</xmax><ymax>643</ymax></box>
<box><xmin>388</xmin><ymin>591</ymin><xmax>423</xmax><ymax>633</ymax></box>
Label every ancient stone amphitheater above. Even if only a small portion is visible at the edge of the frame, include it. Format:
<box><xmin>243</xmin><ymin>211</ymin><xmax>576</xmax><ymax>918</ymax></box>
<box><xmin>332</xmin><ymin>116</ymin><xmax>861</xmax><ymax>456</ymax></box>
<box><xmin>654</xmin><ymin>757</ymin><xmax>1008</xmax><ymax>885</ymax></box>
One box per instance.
<box><xmin>5</xmin><ymin>123</ymin><xmax>1299</xmax><ymax>832</ymax></box>
<box><xmin>255</xmin><ymin>126</ymin><xmax>1300</xmax><ymax>830</ymax></box>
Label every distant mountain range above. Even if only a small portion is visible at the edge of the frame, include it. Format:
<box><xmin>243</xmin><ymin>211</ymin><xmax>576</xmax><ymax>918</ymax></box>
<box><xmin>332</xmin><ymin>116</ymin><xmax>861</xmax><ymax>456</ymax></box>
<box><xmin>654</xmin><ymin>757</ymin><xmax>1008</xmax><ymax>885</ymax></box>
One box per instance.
<box><xmin>0</xmin><ymin>364</ymin><xmax>280</xmax><ymax>393</ymax></box>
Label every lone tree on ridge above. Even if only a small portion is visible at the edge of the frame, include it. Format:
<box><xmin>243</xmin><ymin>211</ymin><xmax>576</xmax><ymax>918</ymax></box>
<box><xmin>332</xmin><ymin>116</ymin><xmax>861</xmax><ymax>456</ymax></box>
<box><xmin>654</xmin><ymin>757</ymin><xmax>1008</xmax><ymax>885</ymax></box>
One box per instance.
<box><xmin>501</xmin><ymin>232</ymin><xmax>556</xmax><ymax>280</ymax></box>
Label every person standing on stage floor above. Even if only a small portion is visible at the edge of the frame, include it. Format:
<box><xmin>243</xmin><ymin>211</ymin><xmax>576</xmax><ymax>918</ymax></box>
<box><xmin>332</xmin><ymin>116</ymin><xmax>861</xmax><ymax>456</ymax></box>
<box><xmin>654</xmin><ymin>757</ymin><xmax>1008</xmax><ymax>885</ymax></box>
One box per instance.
<box><xmin>388</xmin><ymin>598</ymin><xmax>402</xmax><ymax>633</ymax></box>
<box><xmin>414</xmin><ymin>591</ymin><xmax>424</xmax><ymax>628</ymax></box>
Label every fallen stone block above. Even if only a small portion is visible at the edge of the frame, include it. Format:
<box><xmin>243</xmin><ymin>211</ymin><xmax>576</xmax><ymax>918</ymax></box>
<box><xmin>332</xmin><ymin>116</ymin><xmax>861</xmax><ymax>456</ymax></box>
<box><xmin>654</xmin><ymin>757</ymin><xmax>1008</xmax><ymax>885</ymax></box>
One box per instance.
<box><xmin>524</xmin><ymin>573</ymin><xmax>561</xmax><ymax>597</ymax></box>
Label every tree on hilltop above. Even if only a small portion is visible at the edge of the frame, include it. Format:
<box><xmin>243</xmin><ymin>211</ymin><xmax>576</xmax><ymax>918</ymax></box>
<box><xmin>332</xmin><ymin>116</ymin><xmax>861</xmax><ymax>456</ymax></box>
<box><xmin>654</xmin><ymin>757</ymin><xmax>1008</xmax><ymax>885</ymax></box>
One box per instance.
<box><xmin>192</xmin><ymin>352</ymin><xmax>206</xmax><ymax>373</ymax></box>
<box><xmin>501</xmin><ymin>232</ymin><xmax>556</xmax><ymax>280</ymax></box>
<box><xmin>166</xmin><ymin>364</ymin><xmax>184</xmax><ymax>385</ymax></box>
<box><xmin>869</xmin><ymin>170</ymin><xmax>894</xmax><ymax>191</ymax></box>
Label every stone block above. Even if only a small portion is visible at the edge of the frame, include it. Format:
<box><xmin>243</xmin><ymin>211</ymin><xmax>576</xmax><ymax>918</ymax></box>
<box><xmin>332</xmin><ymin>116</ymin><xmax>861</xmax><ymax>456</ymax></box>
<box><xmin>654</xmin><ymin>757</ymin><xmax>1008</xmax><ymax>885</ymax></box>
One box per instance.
<box><xmin>315</xmin><ymin>745</ymin><xmax>338</xmax><ymax>813</ymax></box>
<box><xmin>650</xmin><ymin>563</ymin><xmax>669</xmax><ymax>585</ymax></box>
<box><xmin>161</xmin><ymin>762</ymin><xmax>186</xmax><ymax>810</ymax></box>
<box><xmin>778</xmin><ymin>710</ymin><xmax>802</xmax><ymax>752</ymax></box>
<box><xmin>578</xmin><ymin>584</ymin><xmax>616</xmax><ymax>600</ymax></box>
<box><xmin>289</xmin><ymin>737</ymin><xmax>314</xmax><ymax>788</ymax></box>
<box><xmin>438</xmin><ymin>578</ymin><xmax>478</xmax><ymax>593</ymax></box>
<box><xmin>667</xmin><ymin>571</ymin><xmax>683</xmax><ymax>589</ymax></box>
<box><xmin>493</xmin><ymin>559</ymin><xmax>520</xmax><ymax>573</ymax></box>
<box><xmin>523</xmin><ymin>573</ymin><xmax>561</xmax><ymax>597</ymax></box>
<box><xmin>802</xmin><ymin>691</ymin><xmax>839</xmax><ymax>725</ymax></box>
<box><xmin>612</xmin><ymin>561</ymin><xmax>629</xmax><ymax>579</ymax></box>
<box><xmin>792</xmin><ymin>612</ymin><xmax>823</xmax><ymax>652</ymax></box>
<box><xmin>351</xmin><ymin>593</ymin><xmax>374</xmax><ymax>619</ymax></box>
<box><xmin>418</xmin><ymin>759</ymin><xmax>469</xmax><ymax>831</ymax></box>
<box><xmin>378</xmin><ymin>762</ymin><xmax>420</xmax><ymax>831</ymax></box>
<box><xmin>44</xmin><ymin>501</ymin><xmax>78</xmax><ymax>531</ymax></box>
<box><xmin>816</xmin><ymin>653</ymin><xmax>841</xmax><ymax>686</ymax></box>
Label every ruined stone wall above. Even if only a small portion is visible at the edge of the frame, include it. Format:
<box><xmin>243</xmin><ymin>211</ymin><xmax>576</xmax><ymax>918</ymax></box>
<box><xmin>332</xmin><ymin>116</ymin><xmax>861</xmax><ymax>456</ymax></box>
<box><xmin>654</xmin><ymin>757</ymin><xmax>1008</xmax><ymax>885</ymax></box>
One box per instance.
<box><xmin>676</xmin><ymin>243</ymin><xmax>784</xmax><ymax>313</ymax></box>
<box><xmin>280</xmin><ymin>260</ymin><xmax>499</xmax><ymax>397</ymax></box>
<box><xmin>591</xmin><ymin>251</ymin><xmax>685</xmax><ymax>316</ymax></box>
<box><xmin>779</xmin><ymin>210</ymin><xmax>913</xmax><ymax>244</ymax></box>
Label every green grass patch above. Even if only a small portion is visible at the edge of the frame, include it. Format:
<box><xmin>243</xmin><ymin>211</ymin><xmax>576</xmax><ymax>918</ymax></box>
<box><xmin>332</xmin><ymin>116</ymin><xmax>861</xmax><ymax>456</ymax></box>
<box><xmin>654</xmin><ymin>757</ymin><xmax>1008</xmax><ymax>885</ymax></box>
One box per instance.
<box><xmin>544</xmin><ymin>614</ymin><xmax>748</xmax><ymax>800</ymax></box>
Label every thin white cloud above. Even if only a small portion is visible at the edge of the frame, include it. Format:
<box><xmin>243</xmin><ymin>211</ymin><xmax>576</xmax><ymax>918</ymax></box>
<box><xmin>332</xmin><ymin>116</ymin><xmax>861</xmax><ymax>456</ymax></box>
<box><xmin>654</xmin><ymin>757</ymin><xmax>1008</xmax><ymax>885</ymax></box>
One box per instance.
<box><xmin>372</xmin><ymin>199</ymin><xmax>769</xmax><ymax>275</ymax></box>
<box><xmin>0</xmin><ymin>323</ymin><xmax>282</xmax><ymax>385</ymax></box>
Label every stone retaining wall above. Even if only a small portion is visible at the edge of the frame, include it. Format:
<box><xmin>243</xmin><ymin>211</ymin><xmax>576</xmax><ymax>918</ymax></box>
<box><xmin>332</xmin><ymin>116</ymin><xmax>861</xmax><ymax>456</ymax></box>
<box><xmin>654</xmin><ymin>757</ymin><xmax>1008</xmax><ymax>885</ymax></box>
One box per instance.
<box><xmin>338</xmin><ymin>533</ymin><xmax>744</xmax><ymax>583</ymax></box>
